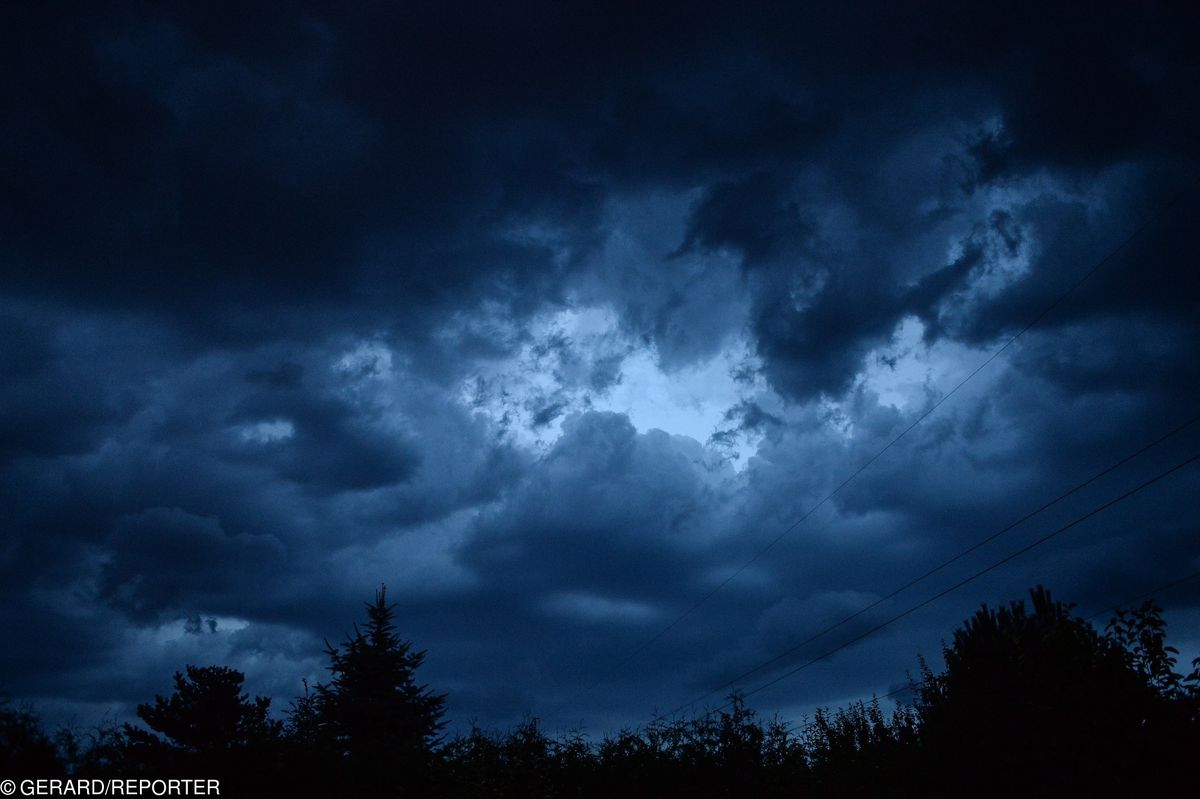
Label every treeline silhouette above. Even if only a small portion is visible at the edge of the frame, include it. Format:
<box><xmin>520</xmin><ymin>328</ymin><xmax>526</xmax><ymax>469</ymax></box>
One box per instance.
<box><xmin>3</xmin><ymin>586</ymin><xmax>1197</xmax><ymax>797</ymax></box>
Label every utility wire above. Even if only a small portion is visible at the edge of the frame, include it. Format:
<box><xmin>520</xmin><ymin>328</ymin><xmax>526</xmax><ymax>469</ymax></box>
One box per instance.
<box><xmin>1084</xmin><ymin>570</ymin><xmax>1200</xmax><ymax>622</ymax></box>
<box><xmin>829</xmin><ymin>568</ymin><xmax>1200</xmax><ymax>711</ymax></box>
<box><xmin>669</xmin><ymin>412</ymin><xmax>1200</xmax><ymax>713</ymax></box>
<box><xmin>579</xmin><ymin>180</ymin><xmax>1198</xmax><ymax>698</ymax></box>
<box><xmin>696</xmin><ymin>447</ymin><xmax>1200</xmax><ymax>714</ymax></box>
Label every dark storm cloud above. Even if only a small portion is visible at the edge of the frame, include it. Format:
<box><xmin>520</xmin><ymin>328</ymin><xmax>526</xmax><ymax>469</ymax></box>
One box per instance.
<box><xmin>2</xmin><ymin>0</ymin><xmax>1199</xmax><ymax>735</ymax></box>
<box><xmin>6</xmin><ymin>2</ymin><xmax>1195</xmax><ymax>358</ymax></box>
<box><xmin>225</xmin><ymin>380</ymin><xmax>420</xmax><ymax>494</ymax></box>
<box><xmin>3</xmin><ymin>4</ymin><xmax>606</xmax><ymax>344</ymax></box>
<box><xmin>99</xmin><ymin>507</ymin><xmax>286</xmax><ymax>622</ymax></box>
<box><xmin>461</xmin><ymin>412</ymin><xmax>733</xmax><ymax>599</ymax></box>
<box><xmin>0</xmin><ymin>311</ymin><xmax>129</xmax><ymax>460</ymax></box>
<box><xmin>675</xmin><ymin>172</ymin><xmax>817</xmax><ymax>267</ymax></box>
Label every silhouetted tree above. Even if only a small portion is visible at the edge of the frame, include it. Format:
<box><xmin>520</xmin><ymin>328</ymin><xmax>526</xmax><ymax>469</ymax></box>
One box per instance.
<box><xmin>1106</xmin><ymin>598</ymin><xmax>1200</xmax><ymax>701</ymax></box>
<box><xmin>440</xmin><ymin>717</ymin><xmax>590</xmax><ymax>798</ymax></box>
<box><xmin>439</xmin><ymin>723</ymin><xmax>507</xmax><ymax>797</ymax></box>
<box><xmin>121</xmin><ymin>665</ymin><xmax>282</xmax><ymax>790</ymax></box>
<box><xmin>1103</xmin><ymin>597</ymin><xmax>1200</xmax><ymax>789</ymax></box>
<box><xmin>0</xmin><ymin>695</ymin><xmax>63</xmax><ymax>776</ymax></box>
<box><xmin>284</xmin><ymin>678</ymin><xmax>321</xmax><ymax>750</ymax></box>
<box><xmin>131</xmin><ymin>665</ymin><xmax>280</xmax><ymax>754</ymax></box>
<box><xmin>914</xmin><ymin>586</ymin><xmax>1195</xmax><ymax>796</ymax></box>
<box><xmin>663</xmin><ymin>696</ymin><xmax>772</xmax><ymax>795</ymax></box>
<box><xmin>586</xmin><ymin>697</ymin><xmax>809</xmax><ymax>798</ymax></box>
<box><xmin>64</xmin><ymin>723</ymin><xmax>138</xmax><ymax>778</ymax></box>
<box><xmin>313</xmin><ymin>586</ymin><xmax>446</xmax><ymax>796</ymax></box>
<box><xmin>802</xmin><ymin>698</ymin><xmax>919</xmax><ymax>795</ymax></box>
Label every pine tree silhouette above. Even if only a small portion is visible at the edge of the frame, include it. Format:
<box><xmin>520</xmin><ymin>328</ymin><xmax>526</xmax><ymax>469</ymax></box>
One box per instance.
<box><xmin>315</xmin><ymin>585</ymin><xmax>446</xmax><ymax>796</ymax></box>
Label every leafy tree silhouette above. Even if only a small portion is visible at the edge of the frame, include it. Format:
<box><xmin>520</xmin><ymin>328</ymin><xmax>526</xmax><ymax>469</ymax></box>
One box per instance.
<box><xmin>1103</xmin><ymin>598</ymin><xmax>1200</xmax><ymax>787</ymax></box>
<box><xmin>914</xmin><ymin>585</ymin><xmax>1195</xmax><ymax>797</ymax></box>
<box><xmin>802</xmin><ymin>698</ymin><xmax>918</xmax><ymax>795</ymax></box>
<box><xmin>130</xmin><ymin>665</ymin><xmax>280</xmax><ymax>755</ymax></box>
<box><xmin>0</xmin><ymin>694</ymin><xmax>64</xmax><ymax>776</ymax></box>
<box><xmin>122</xmin><ymin>665</ymin><xmax>282</xmax><ymax>789</ymax></box>
<box><xmin>583</xmin><ymin>696</ymin><xmax>809</xmax><ymax>797</ymax></box>
<box><xmin>1105</xmin><ymin>598</ymin><xmax>1200</xmax><ymax>701</ymax></box>
<box><xmin>440</xmin><ymin>717</ymin><xmax>590</xmax><ymax>798</ymax></box>
<box><xmin>312</xmin><ymin>585</ymin><xmax>446</xmax><ymax>796</ymax></box>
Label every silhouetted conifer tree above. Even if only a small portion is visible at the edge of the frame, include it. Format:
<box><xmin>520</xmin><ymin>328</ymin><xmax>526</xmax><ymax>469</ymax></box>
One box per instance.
<box><xmin>314</xmin><ymin>586</ymin><xmax>446</xmax><ymax>796</ymax></box>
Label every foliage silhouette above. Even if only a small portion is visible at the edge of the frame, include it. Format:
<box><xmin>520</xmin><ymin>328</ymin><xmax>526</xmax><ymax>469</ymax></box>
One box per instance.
<box><xmin>801</xmin><ymin>699</ymin><xmax>919</xmax><ymax>794</ymax></box>
<box><xmin>915</xmin><ymin>586</ymin><xmax>1197</xmax><ymax>796</ymax></box>
<box><xmin>5</xmin><ymin>584</ymin><xmax>1197</xmax><ymax>797</ymax></box>
<box><xmin>128</xmin><ymin>665</ymin><xmax>281</xmax><ymax>756</ymax></box>
<box><xmin>0</xmin><ymin>694</ymin><xmax>64</xmax><ymax>776</ymax></box>
<box><xmin>119</xmin><ymin>665</ymin><xmax>283</xmax><ymax>791</ymax></box>
<box><xmin>1106</xmin><ymin>598</ymin><xmax>1200</xmax><ymax>700</ymax></box>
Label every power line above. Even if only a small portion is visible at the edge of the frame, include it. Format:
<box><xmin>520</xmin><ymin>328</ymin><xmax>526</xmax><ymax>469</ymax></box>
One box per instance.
<box><xmin>1084</xmin><ymin>570</ymin><xmax>1200</xmax><ymax>623</ymax></box>
<box><xmin>826</xmin><ymin>568</ymin><xmax>1200</xmax><ymax>711</ymax></box>
<box><xmin>668</xmin><ymin>412</ymin><xmax>1200</xmax><ymax>714</ymax></box>
<box><xmin>698</xmin><ymin>447</ymin><xmax>1200</xmax><ymax>713</ymax></box>
<box><xmin>577</xmin><ymin>180</ymin><xmax>1197</xmax><ymax>698</ymax></box>
<box><xmin>734</xmin><ymin>449</ymin><xmax>1200</xmax><ymax>705</ymax></box>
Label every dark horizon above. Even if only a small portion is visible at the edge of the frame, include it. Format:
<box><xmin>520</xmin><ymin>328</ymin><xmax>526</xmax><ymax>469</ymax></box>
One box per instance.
<box><xmin>2</xmin><ymin>0</ymin><xmax>1199</xmax><ymax>739</ymax></box>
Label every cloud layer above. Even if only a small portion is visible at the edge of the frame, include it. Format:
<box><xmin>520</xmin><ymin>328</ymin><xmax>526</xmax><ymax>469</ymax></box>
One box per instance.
<box><xmin>2</xmin><ymin>1</ymin><xmax>1199</xmax><ymax>733</ymax></box>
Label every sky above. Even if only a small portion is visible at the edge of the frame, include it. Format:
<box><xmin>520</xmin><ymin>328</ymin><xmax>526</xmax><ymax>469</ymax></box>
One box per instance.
<box><xmin>3</xmin><ymin>1</ymin><xmax>1199</xmax><ymax>736</ymax></box>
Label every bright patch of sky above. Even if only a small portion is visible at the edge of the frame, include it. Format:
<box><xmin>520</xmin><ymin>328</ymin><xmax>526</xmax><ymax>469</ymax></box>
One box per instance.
<box><xmin>237</xmin><ymin>419</ymin><xmax>295</xmax><ymax>444</ymax></box>
<box><xmin>335</xmin><ymin>339</ymin><xmax>395</xmax><ymax>381</ymax></box>
<box><xmin>856</xmin><ymin>317</ymin><xmax>944</xmax><ymax>411</ymax></box>
<box><xmin>543</xmin><ymin>592</ymin><xmax>662</xmax><ymax>625</ymax></box>
<box><xmin>461</xmin><ymin>305</ymin><xmax>766</xmax><ymax>465</ymax></box>
<box><xmin>834</xmin><ymin>314</ymin><xmax>1001</xmax><ymax>436</ymax></box>
<box><xmin>145</xmin><ymin>614</ymin><xmax>252</xmax><ymax>645</ymax></box>
<box><xmin>591</xmin><ymin>338</ymin><xmax>764</xmax><ymax>462</ymax></box>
